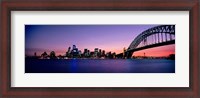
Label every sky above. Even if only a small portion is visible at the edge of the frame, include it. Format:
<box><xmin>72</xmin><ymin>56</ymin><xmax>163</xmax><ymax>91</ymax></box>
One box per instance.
<box><xmin>25</xmin><ymin>25</ymin><xmax>175</xmax><ymax>57</ymax></box>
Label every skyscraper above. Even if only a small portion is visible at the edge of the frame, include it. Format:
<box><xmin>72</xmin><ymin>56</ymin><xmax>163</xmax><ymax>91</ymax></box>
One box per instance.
<box><xmin>71</xmin><ymin>45</ymin><xmax>79</xmax><ymax>58</ymax></box>
<box><xmin>94</xmin><ymin>48</ymin><xmax>98</xmax><ymax>58</ymax></box>
<box><xmin>102</xmin><ymin>50</ymin><xmax>105</xmax><ymax>57</ymax></box>
<box><xmin>84</xmin><ymin>49</ymin><xmax>89</xmax><ymax>57</ymax></box>
<box><xmin>99</xmin><ymin>49</ymin><xmax>102</xmax><ymax>57</ymax></box>
<box><xmin>66</xmin><ymin>47</ymin><xmax>71</xmax><ymax>57</ymax></box>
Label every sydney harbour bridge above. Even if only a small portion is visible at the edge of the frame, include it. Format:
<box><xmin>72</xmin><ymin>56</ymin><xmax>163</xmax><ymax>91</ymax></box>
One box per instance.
<box><xmin>116</xmin><ymin>25</ymin><xmax>175</xmax><ymax>58</ymax></box>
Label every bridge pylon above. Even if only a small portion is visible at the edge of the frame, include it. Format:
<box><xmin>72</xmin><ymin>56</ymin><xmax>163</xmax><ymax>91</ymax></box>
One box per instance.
<box><xmin>125</xmin><ymin>51</ymin><xmax>133</xmax><ymax>59</ymax></box>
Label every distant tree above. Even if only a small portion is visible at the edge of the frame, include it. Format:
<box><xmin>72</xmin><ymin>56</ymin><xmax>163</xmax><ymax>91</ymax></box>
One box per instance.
<box><xmin>168</xmin><ymin>54</ymin><xmax>175</xmax><ymax>60</ymax></box>
<box><xmin>50</xmin><ymin>51</ymin><xmax>57</xmax><ymax>59</ymax></box>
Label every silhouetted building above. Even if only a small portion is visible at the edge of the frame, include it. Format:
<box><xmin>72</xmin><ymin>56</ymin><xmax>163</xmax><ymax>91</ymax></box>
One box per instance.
<box><xmin>106</xmin><ymin>52</ymin><xmax>112</xmax><ymax>59</ymax></box>
<box><xmin>90</xmin><ymin>52</ymin><xmax>95</xmax><ymax>57</ymax></box>
<box><xmin>123</xmin><ymin>47</ymin><xmax>126</xmax><ymax>58</ymax></box>
<box><xmin>112</xmin><ymin>52</ymin><xmax>116</xmax><ymax>59</ymax></box>
<box><xmin>41</xmin><ymin>52</ymin><xmax>48</xmax><ymax>59</ymax></box>
<box><xmin>78</xmin><ymin>50</ymin><xmax>82</xmax><ymax>57</ymax></box>
<box><xmin>102</xmin><ymin>50</ymin><xmax>105</xmax><ymax>57</ymax></box>
<box><xmin>83</xmin><ymin>49</ymin><xmax>90</xmax><ymax>58</ymax></box>
<box><xmin>50</xmin><ymin>51</ymin><xmax>57</xmax><ymax>59</ymax></box>
<box><xmin>99</xmin><ymin>49</ymin><xmax>102</xmax><ymax>57</ymax></box>
<box><xmin>71</xmin><ymin>45</ymin><xmax>79</xmax><ymax>58</ymax></box>
<box><xmin>73</xmin><ymin>45</ymin><xmax>76</xmax><ymax>49</ymax></box>
<box><xmin>94</xmin><ymin>48</ymin><xmax>98</xmax><ymax>58</ymax></box>
<box><xmin>66</xmin><ymin>47</ymin><xmax>71</xmax><ymax>57</ymax></box>
<box><xmin>87</xmin><ymin>50</ymin><xmax>90</xmax><ymax>57</ymax></box>
<box><xmin>58</xmin><ymin>55</ymin><xmax>64</xmax><ymax>59</ymax></box>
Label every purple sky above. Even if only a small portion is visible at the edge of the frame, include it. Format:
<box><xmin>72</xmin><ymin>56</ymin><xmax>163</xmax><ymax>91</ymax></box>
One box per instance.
<box><xmin>25</xmin><ymin>25</ymin><xmax>174</xmax><ymax>56</ymax></box>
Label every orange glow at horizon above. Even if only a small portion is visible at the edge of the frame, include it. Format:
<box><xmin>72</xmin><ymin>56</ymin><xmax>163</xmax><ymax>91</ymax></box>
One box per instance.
<box><xmin>27</xmin><ymin>44</ymin><xmax>174</xmax><ymax>57</ymax></box>
<box><xmin>133</xmin><ymin>44</ymin><xmax>175</xmax><ymax>57</ymax></box>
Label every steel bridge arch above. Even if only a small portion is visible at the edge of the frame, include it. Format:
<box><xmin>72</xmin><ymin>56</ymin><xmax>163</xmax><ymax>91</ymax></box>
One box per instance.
<box><xmin>127</xmin><ymin>25</ymin><xmax>175</xmax><ymax>51</ymax></box>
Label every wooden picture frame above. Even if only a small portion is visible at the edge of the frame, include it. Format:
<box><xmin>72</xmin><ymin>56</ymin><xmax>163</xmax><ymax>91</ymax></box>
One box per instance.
<box><xmin>0</xmin><ymin>0</ymin><xmax>199</xmax><ymax>97</ymax></box>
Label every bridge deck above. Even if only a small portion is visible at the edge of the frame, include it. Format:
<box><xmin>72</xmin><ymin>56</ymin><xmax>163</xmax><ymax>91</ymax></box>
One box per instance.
<box><xmin>116</xmin><ymin>40</ymin><xmax>175</xmax><ymax>58</ymax></box>
<box><xmin>128</xmin><ymin>40</ymin><xmax>175</xmax><ymax>52</ymax></box>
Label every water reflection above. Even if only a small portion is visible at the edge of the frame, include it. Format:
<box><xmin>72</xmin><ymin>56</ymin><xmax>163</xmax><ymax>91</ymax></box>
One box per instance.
<box><xmin>25</xmin><ymin>59</ymin><xmax>175</xmax><ymax>73</ymax></box>
<box><xmin>69</xmin><ymin>59</ymin><xmax>78</xmax><ymax>73</ymax></box>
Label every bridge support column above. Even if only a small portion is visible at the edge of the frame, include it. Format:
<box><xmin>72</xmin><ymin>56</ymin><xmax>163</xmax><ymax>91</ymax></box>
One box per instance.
<box><xmin>125</xmin><ymin>51</ymin><xmax>134</xmax><ymax>59</ymax></box>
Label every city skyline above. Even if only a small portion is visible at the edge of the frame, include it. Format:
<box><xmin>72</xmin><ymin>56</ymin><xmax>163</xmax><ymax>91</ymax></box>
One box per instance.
<box><xmin>25</xmin><ymin>25</ymin><xmax>175</xmax><ymax>57</ymax></box>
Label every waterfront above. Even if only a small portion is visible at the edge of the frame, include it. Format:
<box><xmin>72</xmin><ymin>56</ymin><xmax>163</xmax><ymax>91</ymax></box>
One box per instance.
<box><xmin>25</xmin><ymin>59</ymin><xmax>175</xmax><ymax>73</ymax></box>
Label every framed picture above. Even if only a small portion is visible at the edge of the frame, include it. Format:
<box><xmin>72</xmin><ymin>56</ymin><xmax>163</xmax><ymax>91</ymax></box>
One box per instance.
<box><xmin>1</xmin><ymin>0</ymin><xmax>199</xmax><ymax>97</ymax></box>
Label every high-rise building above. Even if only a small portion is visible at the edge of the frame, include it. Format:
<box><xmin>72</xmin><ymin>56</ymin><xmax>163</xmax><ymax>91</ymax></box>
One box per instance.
<box><xmin>50</xmin><ymin>51</ymin><xmax>56</xmax><ymax>59</ymax></box>
<box><xmin>73</xmin><ymin>45</ymin><xmax>76</xmax><ymax>50</ymax></box>
<box><xmin>66</xmin><ymin>47</ymin><xmax>71</xmax><ymax>57</ymax></box>
<box><xmin>67</xmin><ymin>47</ymin><xmax>71</xmax><ymax>53</ymax></box>
<box><xmin>78</xmin><ymin>50</ymin><xmax>82</xmax><ymax>57</ymax></box>
<box><xmin>99</xmin><ymin>49</ymin><xmax>102</xmax><ymax>57</ymax></box>
<box><xmin>94</xmin><ymin>48</ymin><xmax>98</xmax><ymax>58</ymax></box>
<box><xmin>87</xmin><ymin>50</ymin><xmax>90</xmax><ymax>57</ymax></box>
<box><xmin>102</xmin><ymin>50</ymin><xmax>105</xmax><ymax>57</ymax></box>
<box><xmin>84</xmin><ymin>49</ymin><xmax>89</xmax><ymax>57</ymax></box>
<box><xmin>71</xmin><ymin>45</ymin><xmax>79</xmax><ymax>58</ymax></box>
<box><xmin>90</xmin><ymin>52</ymin><xmax>94</xmax><ymax>57</ymax></box>
<box><xmin>94</xmin><ymin>48</ymin><xmax>98</xmax><ymax>52</ymax></box>
<box><xmin>123</xmin><ymin>47</ymin><xmax>126</xmax><ymax>58</ymax></box>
